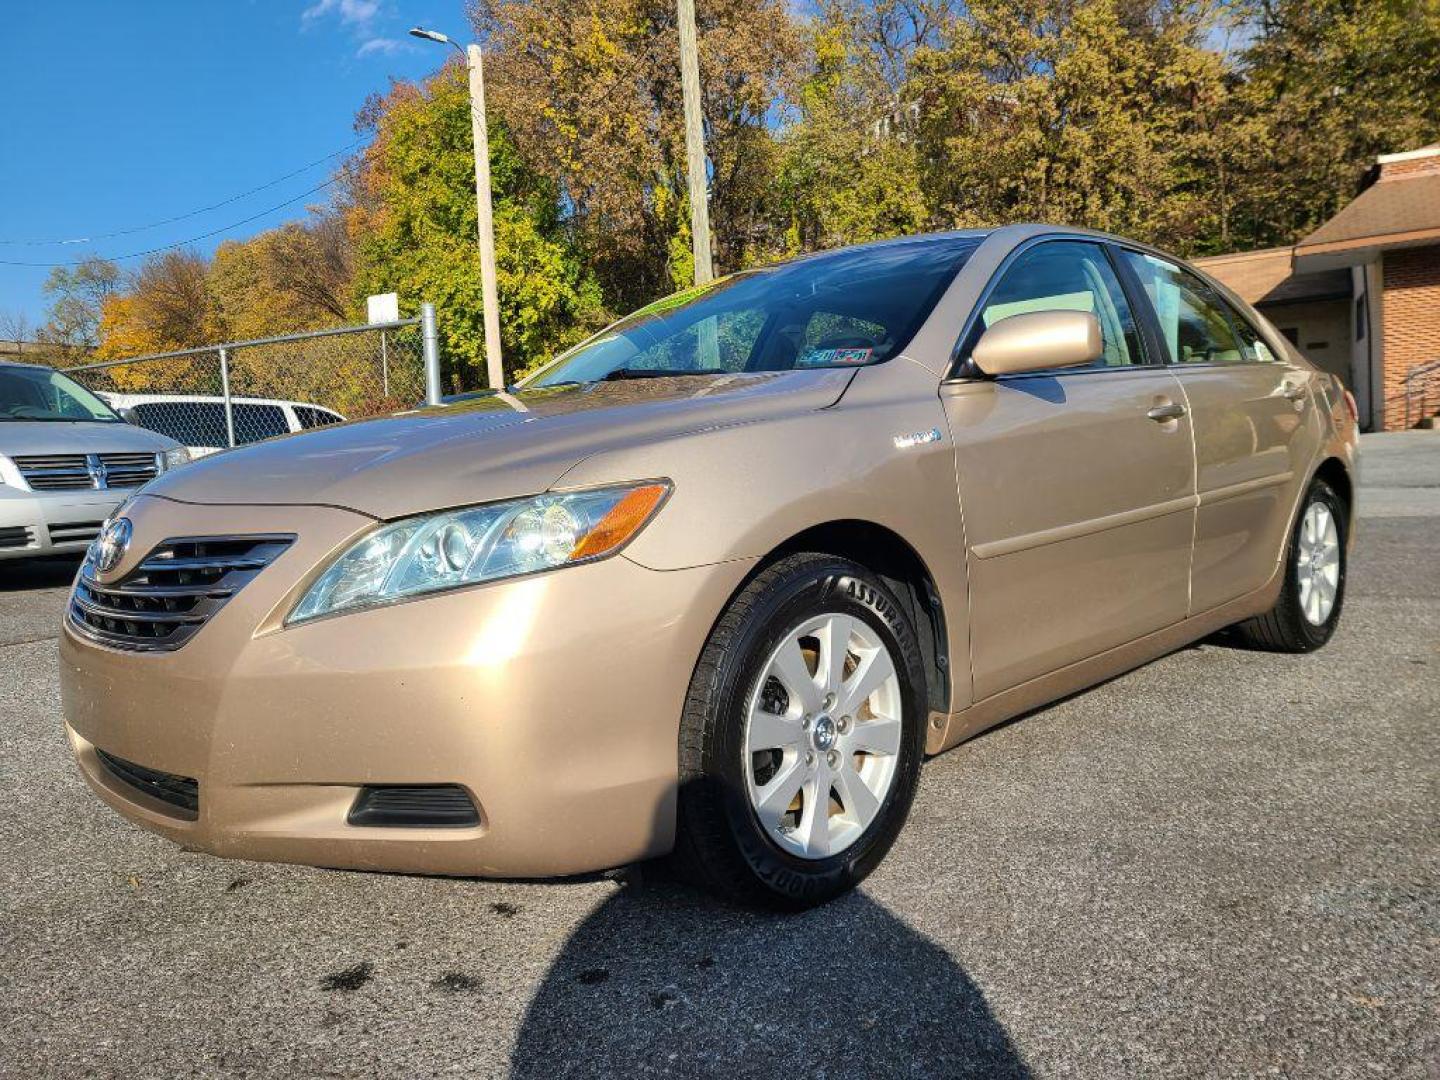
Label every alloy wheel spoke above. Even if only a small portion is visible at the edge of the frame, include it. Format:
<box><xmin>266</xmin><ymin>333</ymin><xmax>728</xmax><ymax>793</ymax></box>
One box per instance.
<box><xmin>839</xmin><ymin>645</ymin><xmax>895</xmax><ymax>718</ymax></box>
<box><xmin>835</xmin><ymin>763</ymin><xmax>881</xmax><ymax>829</ymax></box>
<box><xmin>816</xmin><ymin>615</ymin><xmax>853</xmax><ymax>694</ymax></box>
<box><xmin>845</xmin><ymin>714</ymin><xmax>902</xmax><ymax>756</ymax></box>
<box><xmin>798</xmin><ymin>774</ymin><xmax>832</xmax><ymax>857</ymax></box>
<box><xmin>754</xmin><ymin>759</ymin><xmax>806</xmax><ymax>832</ymax></box>
<box><xmin>747</xmin><ymin>706</ymin><xmax>802</xmax><ymax>753</ymax></box>
<box><xmin>770</xmin><ymin>637</ymin><xmax>823</xmax><ymax>714</ymax></box>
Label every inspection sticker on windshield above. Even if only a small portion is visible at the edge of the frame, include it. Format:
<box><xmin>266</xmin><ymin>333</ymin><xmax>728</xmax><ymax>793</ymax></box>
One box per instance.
<box><xmin>797</xmin><ymin>346</ymin><xmax>873</xmax><ymax>367</ymax></box>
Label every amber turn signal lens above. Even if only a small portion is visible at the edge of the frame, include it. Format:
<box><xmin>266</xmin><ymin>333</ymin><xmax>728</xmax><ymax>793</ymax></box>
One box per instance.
<box><xmin>568</xmin><ymin>483</ymin><xmax>669</xmax><ymax>562</ymax></box>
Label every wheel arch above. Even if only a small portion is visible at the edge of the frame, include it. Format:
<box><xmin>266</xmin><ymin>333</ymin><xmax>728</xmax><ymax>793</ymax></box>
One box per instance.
<box><xmin>755</xmin><ymin>519</ymin><xmax>953</xmax><ymax>717</ymax></box>
<box><xmin>1312</xmin><ymin>456</ymin><xmax>1354</xmax><ymax>519</ymax></box>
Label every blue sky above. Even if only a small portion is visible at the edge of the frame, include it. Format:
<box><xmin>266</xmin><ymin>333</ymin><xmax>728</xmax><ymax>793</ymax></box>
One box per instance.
<box><xmin>0</xmin><ymin>1</ymin><xmax>459</xmax><ymax>331</ymax></box>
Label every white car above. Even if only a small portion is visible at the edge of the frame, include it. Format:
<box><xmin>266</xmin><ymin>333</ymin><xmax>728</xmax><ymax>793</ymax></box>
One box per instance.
<box><xmin>0</xmin><ymin>362</ymin><xmax>189</xmax><ymax>561</ymax></box>
<box><xmin>101</xmin><ymin>393</ymin><xmax>344</xmax><ymax>457</ymax></box>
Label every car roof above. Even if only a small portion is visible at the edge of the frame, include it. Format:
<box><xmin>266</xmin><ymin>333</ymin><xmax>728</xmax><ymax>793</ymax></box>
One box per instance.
<box><xmin>105</xmin><ymin>393</ymin><xmax>337</xmax><ymax>410</ymax></box>
<box><xmin>0</xmin><ymin>359</ymin><xmax>66</xmax><ymax>373</ymax></box>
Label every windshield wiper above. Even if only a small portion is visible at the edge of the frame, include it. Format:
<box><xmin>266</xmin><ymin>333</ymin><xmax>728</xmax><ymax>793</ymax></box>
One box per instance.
<box><xmin>601</xmin><ymin>367</ymin><xmax>727</xmax><ymax>381</ymax></box>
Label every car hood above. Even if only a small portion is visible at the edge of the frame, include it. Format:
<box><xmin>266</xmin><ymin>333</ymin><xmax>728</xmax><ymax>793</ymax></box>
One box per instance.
<box><xmin>0</xmin><ymin>419</ymin><xmax>178</xmax><ymax>456</ymax></box>
<box><xmin>142</xmin><ymin>370</ymin><xmax>855</xmax><ymax>519</ymax></box>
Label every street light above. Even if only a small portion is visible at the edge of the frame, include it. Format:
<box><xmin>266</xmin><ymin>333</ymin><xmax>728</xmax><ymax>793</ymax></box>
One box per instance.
<box><xmin>409</xmin><ymin>26</ymin><xmax>505</xmax><ymax>391</ymax></box>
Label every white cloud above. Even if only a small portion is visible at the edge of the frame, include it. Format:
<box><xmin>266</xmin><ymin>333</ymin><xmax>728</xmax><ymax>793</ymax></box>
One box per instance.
<box><xmin>302</xmin><ymin>0</ymin><xmax>381</xmax><ymax>28</ymax></box>
<box><xmin>357</xmin><ymin>37</ymin><xmax>408</xmax><ymax>56</ymax></box>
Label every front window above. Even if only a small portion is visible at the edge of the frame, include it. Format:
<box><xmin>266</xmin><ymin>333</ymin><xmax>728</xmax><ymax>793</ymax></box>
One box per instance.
<box><xmin>524</xmin><ymin>238</ymin><xmax>981</xmax><ymax>388</ymax></box>
<box><xmin>0</xmin><ymin>365</ymin><xmax>120</xmax><ymax>423</ymax></box>
<box><xmin>968</xmin><ymin>241</ymin><xmax>1142</xmax><ymax>368</ymax></box>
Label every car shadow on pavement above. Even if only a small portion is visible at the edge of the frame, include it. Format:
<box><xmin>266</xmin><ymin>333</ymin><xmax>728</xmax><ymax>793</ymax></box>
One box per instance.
<box><xmin>508</xmin><ymin>869</ymin><xmax>1031</xmax><ymax>1079</ymax></box>
<box><xmin>0</xmin><ymin>555</ymin><xmax>80</xmax><ymax>592</ymax></box>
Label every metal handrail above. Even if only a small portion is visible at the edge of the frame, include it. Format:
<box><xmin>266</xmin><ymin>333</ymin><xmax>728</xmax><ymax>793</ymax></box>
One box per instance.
<box><xmin>1386</xmin><ymin>358</ymin><xmax>1440</xmax><ymax>429</ymax></box>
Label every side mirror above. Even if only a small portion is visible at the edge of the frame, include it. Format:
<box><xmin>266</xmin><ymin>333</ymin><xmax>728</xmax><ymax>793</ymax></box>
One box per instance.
<box><xmin>971</xmin><ymin>310</ymin><xmax>1103</xmax><ymax>376</ymax></box>
<box><xmin>116</xmin><ymin>407</ymin><xmax>138</xmax><ymax>424</ymax></box>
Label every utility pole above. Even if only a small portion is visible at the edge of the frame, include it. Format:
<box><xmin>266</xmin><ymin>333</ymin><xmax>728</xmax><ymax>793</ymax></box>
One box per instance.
<box><xmin>676</xmin><ymin>0</ymin><xmax>713</xmax><ymax>286</ymax></box>
<box><xmin>467</xmin><ymin>44</ymin><xmax>505</xmax><ymax>390</ymax></box>
<box><xmin>410</xmin><ymin>28</ymin><xmax>505</xmax><ymax>390</ymax></box>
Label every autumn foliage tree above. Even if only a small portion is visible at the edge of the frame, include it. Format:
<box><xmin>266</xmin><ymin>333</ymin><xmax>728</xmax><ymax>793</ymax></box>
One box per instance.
<box><xmin>79</xmin><ymin>0</ymin><xmax>1436</xmax><ymax>393</ymax></box>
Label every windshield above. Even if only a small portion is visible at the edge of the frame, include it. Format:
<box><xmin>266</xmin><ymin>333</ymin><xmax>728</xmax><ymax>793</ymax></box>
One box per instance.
<box><xmin>524</xmin><ymin>236</ymin><xmax>982</xmax><ymax>388</ymax></box>
<box><xmin>0</xmin><ymin>365</ymin><xmax>120</xmax><ymax>423</ymax></box>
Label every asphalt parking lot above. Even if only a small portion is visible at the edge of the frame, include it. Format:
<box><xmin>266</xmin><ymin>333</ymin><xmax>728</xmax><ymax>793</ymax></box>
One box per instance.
<box><xmin>1</xmin><ymin>433</ymin><xmax>1436</xmax><ymax>1079</ymax></box>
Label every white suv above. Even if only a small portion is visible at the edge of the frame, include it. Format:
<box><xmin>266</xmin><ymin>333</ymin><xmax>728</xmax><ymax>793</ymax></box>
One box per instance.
<box><xmin>0</xmin><ymin>362</ymin><xmax>189</xmax><ymax>561</ymax></box>
<box><xmin>101</xmin><ymin>393</ymin><xmax>344</xmax><ymax>457</ymax></box>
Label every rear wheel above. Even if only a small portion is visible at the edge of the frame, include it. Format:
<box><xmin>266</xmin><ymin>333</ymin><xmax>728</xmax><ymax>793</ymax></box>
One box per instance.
<box><xmin>1232</xmin><ymin>477</ymin><xmax>1347</xmax><ymax>652</ymax></box>
<box><xmin>673</xmin><ymin>553</ymin><xmax>926</xmax><ymax>910</ymax></box>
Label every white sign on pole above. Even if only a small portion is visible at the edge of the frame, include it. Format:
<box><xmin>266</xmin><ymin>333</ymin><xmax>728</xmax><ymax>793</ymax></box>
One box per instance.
<box><xmin>366</xmin><ymin>292</ymin><xmax>400</xmax><ymax>324</ymax></box>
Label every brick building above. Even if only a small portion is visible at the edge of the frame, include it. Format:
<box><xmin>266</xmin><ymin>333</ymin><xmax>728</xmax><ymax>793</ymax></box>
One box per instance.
<box><xmin>1197</xmin><ymin>144</ymin><xmax>1440</xmax><ymax>431</ymax></box>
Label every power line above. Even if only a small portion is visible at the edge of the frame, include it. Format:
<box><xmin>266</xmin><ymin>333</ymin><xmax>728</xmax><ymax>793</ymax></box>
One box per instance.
<box><xmin>0</xmin><ymin>177</ymin><xmax>344</xmax><ymax>268</ymax></box>
<box><xmin>0</xmin><ymin>140</ymin><xmax>365</xmax><ymax>247</ymax></box>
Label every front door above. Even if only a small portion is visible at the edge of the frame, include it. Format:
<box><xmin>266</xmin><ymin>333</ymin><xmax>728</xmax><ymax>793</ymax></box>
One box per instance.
<box><xmin>940</xmin><ymin>240</ymin><xmax>1196</xmax><ymax>701</ymax></box>
<box><xmin>1115</xmin><ymin>250</ymin><xmax>1324</xmax><ymax>613</ymax></box>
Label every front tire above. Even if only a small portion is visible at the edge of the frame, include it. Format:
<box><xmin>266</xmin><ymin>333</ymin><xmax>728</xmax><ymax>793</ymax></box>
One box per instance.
<box><xmin>1232</xmin><ymin>477</ymin><xmax>1347</xmax><ymax>652</ymax></box>
<box><xmin>673</xmin><ymin>553</ymin><xmax>927</xmax><ymax>910</ymax></box>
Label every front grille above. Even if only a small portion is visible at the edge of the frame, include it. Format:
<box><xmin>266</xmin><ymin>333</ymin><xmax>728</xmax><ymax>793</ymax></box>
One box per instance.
<box><xmin>68</xmin><ymin>533</ymin><xmax>293</xmax><ymax>652</ymax></box>
<box><xmin>14</xmin><ymin>452</ymin><xmax>160</xmax><ymax>492</ymax></box>
<box><xmin>96</xmin><ymin>748</ymin><xmax>199</xmax><ymax>817</ymax></box>
<box><xmin>48</xmin><ymin>520</ymin><xmax>105</xmax><ymax>545</ymax></box>
<box><xmin>0</xmin><ymin>526</ymin><xmax>32</xmax><ymax>549</ymax></box>
<box><xmin>347</xmin><ymin>785</ymin><xmax>481</xmax><ymax>828</ymax></box>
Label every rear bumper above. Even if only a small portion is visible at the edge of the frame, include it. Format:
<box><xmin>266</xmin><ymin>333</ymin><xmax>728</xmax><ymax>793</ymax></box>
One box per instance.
<box><xmin>0</xmin><ymin>487</ymin><xmax>127</xmax><ymax>560</ymax></box>
<box><xmin>60</xmin><ymin>496</ymin><xmax>753</xmax><ymax>878</ymax></box>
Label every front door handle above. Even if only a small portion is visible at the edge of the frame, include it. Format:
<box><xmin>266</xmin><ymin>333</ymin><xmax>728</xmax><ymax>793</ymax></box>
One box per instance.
<box><xmin>1147</xmin><ymin>402</ymin><xmax>1187</xmax><ymax>422</ymax></box>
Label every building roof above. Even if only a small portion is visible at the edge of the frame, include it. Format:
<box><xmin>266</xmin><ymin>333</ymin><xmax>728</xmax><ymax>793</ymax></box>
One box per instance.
<box><xmin>1194</xmin><ymin>247</ymin><xmax>1351</xmax><ymax>307</ymax></box>
<box><xmin>1294</xmin><ymin>145</ymin><xmax>1440</xmax><ymax>265</ymax></box>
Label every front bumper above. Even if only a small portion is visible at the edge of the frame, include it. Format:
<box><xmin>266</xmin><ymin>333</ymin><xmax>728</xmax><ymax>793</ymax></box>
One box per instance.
<box><xmin>60</xmin><ymin>495</ymin><xmax>753</xmax><ymax>878</ymax></box>
<box><xmin>0</xmin><ymin>486</ymin><xmax>129</xmax><ymax>560</ymax></box>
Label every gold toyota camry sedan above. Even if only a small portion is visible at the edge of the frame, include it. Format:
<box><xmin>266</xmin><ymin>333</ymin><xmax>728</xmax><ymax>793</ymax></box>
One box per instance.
<box><xmin>61</xmin><ymin>225</ymin><xmax>1359</xmax><ymax>909</ymax></box>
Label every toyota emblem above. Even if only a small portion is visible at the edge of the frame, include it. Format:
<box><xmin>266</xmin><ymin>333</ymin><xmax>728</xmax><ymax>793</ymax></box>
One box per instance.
<box><xmin>93</xmin><ymin>517</ymin><xmax>132</xmax><ymax>575</ymax></box>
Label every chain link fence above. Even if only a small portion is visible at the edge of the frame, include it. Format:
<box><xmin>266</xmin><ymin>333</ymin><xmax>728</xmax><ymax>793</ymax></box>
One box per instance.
<box><xmin>63</xmin><ymin>313</ymin><xmax>438</xmax><ymax>454</ymax></box>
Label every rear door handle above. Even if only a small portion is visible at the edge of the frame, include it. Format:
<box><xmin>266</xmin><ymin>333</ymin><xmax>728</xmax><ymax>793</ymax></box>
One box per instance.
<box><xmin>1147</xmin><ymin>402</ymin><xmax>1187</xmax><ymax>422</ymax></box>
<box><xmin>1282</xmin><ymin>384</ymin><xmax>1308</xmax><ymax>401</ymax></box>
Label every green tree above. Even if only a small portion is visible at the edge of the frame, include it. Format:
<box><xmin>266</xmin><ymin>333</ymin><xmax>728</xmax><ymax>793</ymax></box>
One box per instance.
<box><xmin>1228</xmin><ymin>0</ymin><xmax>1440</xmax><ymax>248</ymax></box>
<box><xmin>349</xmin><ymin>66</ymin><xmax>604</xmax><ymax>385</ymax></box>
<box><xmin>775</xmin><ymin>25</ymin><xmax>932</xmax><ymax>252</ymax></box>
<box><xmin>471</xmin><ymin>0</ymin><xmax>801</xmax><ymax>305</ymax></box>
<box><xmin>40</xmin><ymin>257</ymin><xmax>121</xmax><ymax>355</ymax></box>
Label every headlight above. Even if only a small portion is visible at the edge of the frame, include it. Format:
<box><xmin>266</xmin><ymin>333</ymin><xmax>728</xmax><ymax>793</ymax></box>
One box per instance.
<box><xmin>160</xmin><ymin>447</ymin><xmax>191</xmax><ymax>471</ymax></box>
<box><xmin>288</xmin><ymin>481</ymin><xmax>670</xmax><ymax>624</ymax></box>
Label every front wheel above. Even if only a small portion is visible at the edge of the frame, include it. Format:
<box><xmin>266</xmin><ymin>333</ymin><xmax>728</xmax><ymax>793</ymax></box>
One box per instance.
<box><xmin>1232</xmin><ymin>477</ymin><xmax>1347</xmax><ymax>652</ymax></box>
<box><xmin>673</xmin><ymin>553</ymin><xmax>927</xmax><ymax>910</ymax></box>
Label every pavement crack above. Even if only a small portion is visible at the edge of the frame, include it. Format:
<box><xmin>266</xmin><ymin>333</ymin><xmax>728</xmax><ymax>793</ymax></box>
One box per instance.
<box><xmin>0</xmin><ymin>635</ymin><xmax>59</xmax><ymax>649</ymax></box>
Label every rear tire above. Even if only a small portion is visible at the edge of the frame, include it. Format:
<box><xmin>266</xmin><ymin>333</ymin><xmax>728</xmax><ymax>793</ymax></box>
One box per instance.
<box><xmin>1231</xmin><ymin>477</ymin><xmax>1347</xmax><ymax>652</ymax></box>
<box><xmin>673</xmin><ymin>553</ymin><xmax>927</xmax><ymax>910</ymax></box>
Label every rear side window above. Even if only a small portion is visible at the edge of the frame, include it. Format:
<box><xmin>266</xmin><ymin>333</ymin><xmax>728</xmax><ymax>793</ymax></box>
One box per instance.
<box><xmin>1216</xmin><ymin>299</ymin><xmax>1279</xmax><ymax>363</ymax></box>
<box><xmin>131</xmin><ymin>401</ymin><xmax>289</xmax><ymax>447</ymax></box>
<box><xmin>1119</xmin><ymin>251</ymin><xmax>1245</xmax><ymax>365</ymax></box>
<box><xmin>133</xmin><ymin>402</ymin><xmax>229</xmax><ymax>448</ymax></box>
<box><xmin>294</xmin><ymin>405</ymin><xmax>343</xmax><ymax>430</ymax></box>
<box><xmin>970</xmin><ymin>241</ymin><xmax>1142</xmax><ymax>368</ymax></box>
<box><xmin>229</xmin><ymin>404</ymin><xmax>290</xmax><ymax>442</ymax></box>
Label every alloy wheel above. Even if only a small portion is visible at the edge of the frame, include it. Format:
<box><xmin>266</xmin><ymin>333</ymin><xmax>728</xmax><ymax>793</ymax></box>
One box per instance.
<box><xmin>1296</xmin><ymin>500</ymin><xmax>1341</xmax><ymax>626</ymax></box>
<box><xmin>742</xmin><ymin>613</ymin><xmax>903</xmax><ymax>859</ymax></box>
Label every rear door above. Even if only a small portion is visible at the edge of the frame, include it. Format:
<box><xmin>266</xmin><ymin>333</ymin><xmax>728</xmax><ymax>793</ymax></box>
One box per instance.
<box><xmin>1115</xmin><ymin>250</ymin><xmax>1323</xmax><ymax>613</ymax></box>
<box><xmin>940</xmin><ymin>239</ymin><xmax>1196</xmax><ymax>701</ymax></box>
